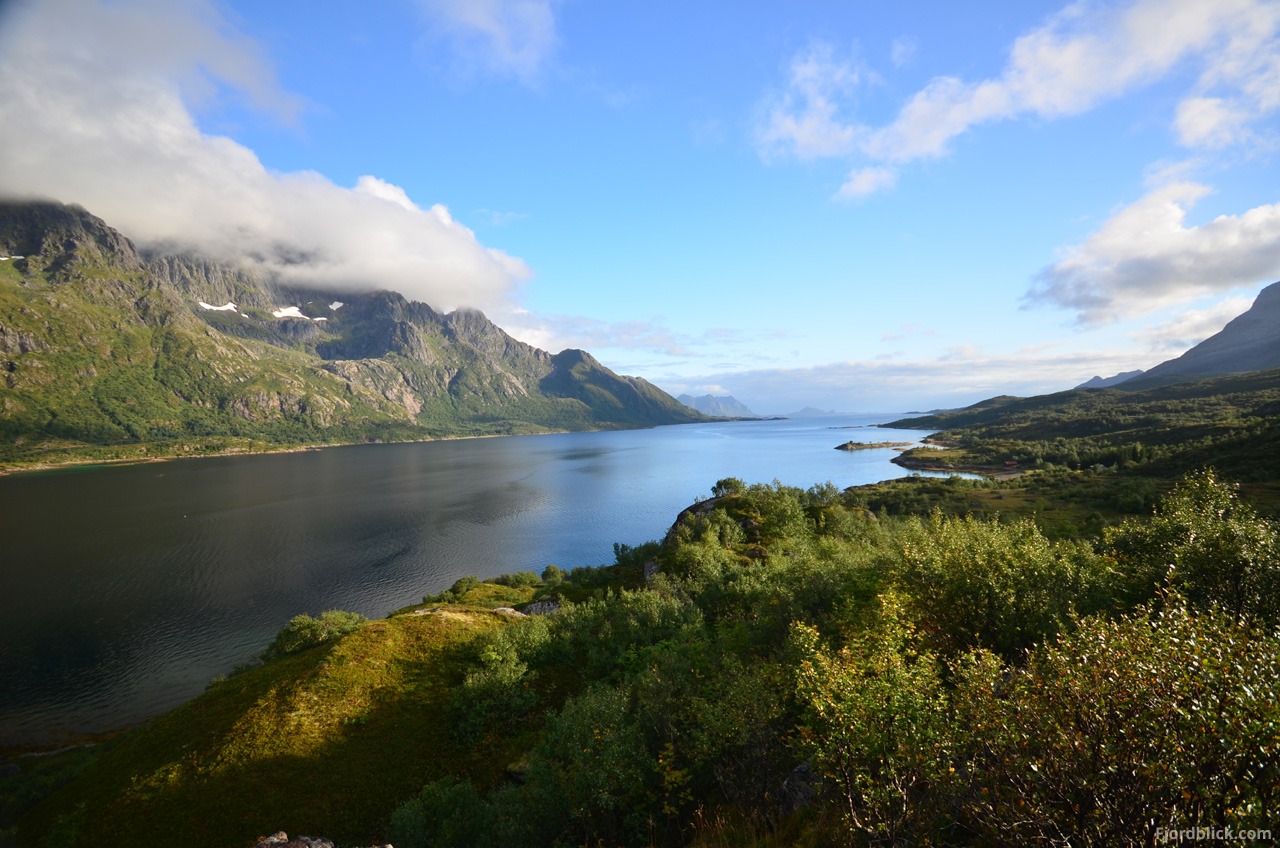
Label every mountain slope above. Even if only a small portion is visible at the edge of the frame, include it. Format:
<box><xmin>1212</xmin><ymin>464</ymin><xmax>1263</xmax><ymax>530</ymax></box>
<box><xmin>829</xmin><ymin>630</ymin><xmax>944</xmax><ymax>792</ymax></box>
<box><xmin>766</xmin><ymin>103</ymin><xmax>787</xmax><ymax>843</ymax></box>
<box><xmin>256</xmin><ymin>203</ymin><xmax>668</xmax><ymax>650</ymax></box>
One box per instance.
<box><xmin>1076</xmin><ymin>370</ymin><xmax>1144</xmax><ymax>389</ymax></box>
<box><xmin>1124</xmin><ymin>282</ymin><xmax>1280</xmax><ymax>388</ymax></box>
<box><xmin>0</xmin><ymin>201</ymin><xmax>704</xmax><ymax>468</ymax></box>
<box><xmin>676</xmin><ymin>393</ymin><xmax>758</xmax><ymax>417</ymax></box>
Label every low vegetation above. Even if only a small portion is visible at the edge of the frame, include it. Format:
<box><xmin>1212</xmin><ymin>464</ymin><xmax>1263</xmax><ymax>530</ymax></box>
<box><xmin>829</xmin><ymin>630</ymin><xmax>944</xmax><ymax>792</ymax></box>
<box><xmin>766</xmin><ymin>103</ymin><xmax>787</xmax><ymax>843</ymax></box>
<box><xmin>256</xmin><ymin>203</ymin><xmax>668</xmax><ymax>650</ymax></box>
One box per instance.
<box><xmin>10</xmin><ymin>470</ymin><xmax>1278</xmax><ymax>847</ymax></box>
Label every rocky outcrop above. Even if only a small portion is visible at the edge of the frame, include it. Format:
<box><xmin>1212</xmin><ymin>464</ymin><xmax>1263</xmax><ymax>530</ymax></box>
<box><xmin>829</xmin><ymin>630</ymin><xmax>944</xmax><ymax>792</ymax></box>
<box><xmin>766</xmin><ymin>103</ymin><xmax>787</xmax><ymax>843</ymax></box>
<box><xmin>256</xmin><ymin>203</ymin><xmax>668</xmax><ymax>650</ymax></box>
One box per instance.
<box><xmin>522</xmin><ymin>599</ymin><xmax>561</xmax><ymax>616</ymax></box>
<box><xmin>252</xmin><ymin>831</ymin><xmax>390</xmax><ymax>848</ymax></box>
<box><xmin>0</xmin><ymin>201</ymin><xmax>142</xmax><ymax>276</ymax></box>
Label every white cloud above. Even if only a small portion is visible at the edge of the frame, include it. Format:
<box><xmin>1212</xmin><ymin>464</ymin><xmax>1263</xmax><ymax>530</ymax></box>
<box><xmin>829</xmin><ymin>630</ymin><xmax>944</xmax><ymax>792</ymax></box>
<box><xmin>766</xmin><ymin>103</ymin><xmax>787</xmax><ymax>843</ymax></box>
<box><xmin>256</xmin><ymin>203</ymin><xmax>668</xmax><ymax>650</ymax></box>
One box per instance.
<box><xmin>0</xmin><ymin>0</ymin><xmax>529</xmax><ymax>313</ymax></box>
<box><xmin>502</xmin><ymin>312</ymin><xmax>694</xmax><ymax>357</ymax></box>
<box><xmin>1174</xmin><ymin>96</ymin><xmax>1255</xmax><ymax>147</ymax></box>
<box><xmin>890</xmin><ymin>37</ymin><xmax>916</xmax><ymax>69</ymax></box>
<box><xmin>1028</xmin><ymin>182</ymin><xmax>1280</xmax><ymax>322</ymax></box>
<box><xmin>415</xmin><ymin>0</ymin><xmax>559</xmax><ymax>85</ymax></box>
<box><xmin>836</xmin><ymin>166</ymin><xmax>897</xmax><ymax>199</ymax></box>
<box><xmin>671</xmin><ymin>344</ymin><xmax>1163</xmax><ymax>413</ymax></box>
<box><xmin>1135</xmin><ymin>293</ymin><xmax>1255</xmax><ymax>351</ymax></box>
<box><xmin>760</xmin><ymin>0</ymin><xmax>1280</xmax><ymax>177</ymax></box>
<box><xmin>755</xmin><ymin>42</ymin><xmax>864</xmax><ymax>161</ymax></box>
<box><xmin>867</xmin><ymin>0</ymin><xmax>1280</xmax><ymax>162</ymax></box>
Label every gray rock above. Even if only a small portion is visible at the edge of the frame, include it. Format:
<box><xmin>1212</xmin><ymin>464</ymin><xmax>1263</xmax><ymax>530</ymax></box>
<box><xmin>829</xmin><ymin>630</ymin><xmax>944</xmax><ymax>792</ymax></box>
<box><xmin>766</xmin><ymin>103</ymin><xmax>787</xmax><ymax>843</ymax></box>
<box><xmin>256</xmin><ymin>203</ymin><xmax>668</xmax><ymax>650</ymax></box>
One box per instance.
<box><xmin>523</xmin><ymin>599</ymin><xmax>561</xmax><ymax>616</ymax></box>
<box><xmin>493</xmin><ymin>606</ymin><xmax>528</xmax><ymax>617</ymax></box>
<box><xmin>778</xmin><ymin>761</ymin><xmax>818</xmax><ymax>813</ymax></box>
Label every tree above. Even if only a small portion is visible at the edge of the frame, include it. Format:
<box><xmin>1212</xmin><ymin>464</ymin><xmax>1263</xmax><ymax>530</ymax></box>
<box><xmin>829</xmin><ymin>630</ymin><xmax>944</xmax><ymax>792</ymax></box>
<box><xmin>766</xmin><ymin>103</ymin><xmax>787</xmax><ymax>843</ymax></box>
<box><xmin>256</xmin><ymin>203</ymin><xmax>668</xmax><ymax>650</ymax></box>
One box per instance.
<box><xmin>1106</xmin><ymin>469</ymin><xmax>1280</xmax><ymax>620</ymax></box>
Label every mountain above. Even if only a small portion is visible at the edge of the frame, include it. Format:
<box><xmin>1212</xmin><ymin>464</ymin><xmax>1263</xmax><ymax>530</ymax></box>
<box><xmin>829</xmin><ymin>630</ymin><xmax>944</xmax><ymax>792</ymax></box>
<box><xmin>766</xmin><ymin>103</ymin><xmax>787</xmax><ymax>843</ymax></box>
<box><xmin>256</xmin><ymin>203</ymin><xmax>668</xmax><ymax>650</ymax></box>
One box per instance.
<box><xmin>676</xmin><ymin>393</ymin><xmax>758</xmax><ymax>417</ymax></box>
<box><xmin>786</xmin><ymin>406</ymin><xmax>839</xmax><ymax>417</ymax></box>
<box><xmin>1122</xmin><ymin>282</ymin><xmax>1280</xmax><ymax>389</ymax></box>
<box><xmin>0</xmin><ymin>201</ymin><xmax>704</xmax><ymax>467</ymax></box>
<box><xmin>1075</xmin><ymin>370</ymin><xmax>1144</xmax><ymax>389</ymax></box>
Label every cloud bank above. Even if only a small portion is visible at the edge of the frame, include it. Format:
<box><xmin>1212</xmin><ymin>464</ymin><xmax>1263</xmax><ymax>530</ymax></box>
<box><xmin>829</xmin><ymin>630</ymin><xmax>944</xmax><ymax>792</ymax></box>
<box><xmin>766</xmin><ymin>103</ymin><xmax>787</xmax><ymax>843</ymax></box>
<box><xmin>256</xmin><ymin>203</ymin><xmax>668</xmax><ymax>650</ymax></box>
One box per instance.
<box><xmin>667</xmin><ymin>344</ymin><xmax>1167</xmax><ymax>414</ymax></box>
<box><xmin>0</xmin><ymin>0</ymin><xmax>529</xmax><ymax>313</ymax></box>
<box><xmin>759</xmin><ymin>0</ymin><xmax>1280</xmax><ymax>193</ymax></box>
<box><xmin>1028</xmin><ymin>182</ymin><xmax>1280</xmax><ymax>322</ymax></box>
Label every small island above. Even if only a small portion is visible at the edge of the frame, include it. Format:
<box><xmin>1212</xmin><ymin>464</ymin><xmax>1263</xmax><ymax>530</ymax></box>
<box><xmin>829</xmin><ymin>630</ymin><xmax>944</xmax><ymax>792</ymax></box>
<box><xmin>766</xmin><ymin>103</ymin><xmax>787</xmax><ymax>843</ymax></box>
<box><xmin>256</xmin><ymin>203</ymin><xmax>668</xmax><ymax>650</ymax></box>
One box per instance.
<box><xmin>834</xmin><ymin>440</ymin><xmax>914</xmax><ymax>451</ymax></box>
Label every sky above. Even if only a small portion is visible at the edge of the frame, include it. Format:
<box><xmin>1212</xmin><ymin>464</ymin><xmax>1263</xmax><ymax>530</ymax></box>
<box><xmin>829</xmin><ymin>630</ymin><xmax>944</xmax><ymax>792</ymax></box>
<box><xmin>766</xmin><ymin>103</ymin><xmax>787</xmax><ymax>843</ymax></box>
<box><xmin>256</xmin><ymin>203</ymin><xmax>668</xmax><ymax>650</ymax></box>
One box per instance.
<box><xmin>1</xmin><ymin>0</ymin><xmax>1279</xmax><ymax>414</ymax></box>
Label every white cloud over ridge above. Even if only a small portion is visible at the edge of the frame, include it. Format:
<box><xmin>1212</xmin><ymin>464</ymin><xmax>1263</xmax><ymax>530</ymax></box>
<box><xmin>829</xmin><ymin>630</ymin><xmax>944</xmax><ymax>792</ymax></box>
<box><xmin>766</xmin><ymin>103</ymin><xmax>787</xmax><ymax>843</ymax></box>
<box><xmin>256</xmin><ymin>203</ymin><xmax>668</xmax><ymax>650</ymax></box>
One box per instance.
<box><xmin>0</xmin><ymin>0</ymin><xmax>529</xmax><ymax>313</ymax></box>
<box><xmin>1029</xmin><ymin>182</ymin><xmax>1280</xmax><ymax>322</ymax></box>
<box><xmin>1136</xmin><ymin>294</ymin><xmax>1255</xmax><ymax>351</ymax></box>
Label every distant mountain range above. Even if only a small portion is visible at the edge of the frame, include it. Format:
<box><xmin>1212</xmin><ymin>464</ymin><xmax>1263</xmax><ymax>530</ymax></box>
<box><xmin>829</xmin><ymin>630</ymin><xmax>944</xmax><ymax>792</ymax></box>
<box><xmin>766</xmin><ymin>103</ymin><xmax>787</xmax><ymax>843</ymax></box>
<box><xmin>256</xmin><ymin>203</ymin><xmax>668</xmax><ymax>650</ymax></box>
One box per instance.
<box><xmin>1075</xmin><ymin>370</ymin><xmax>1145</xmax><ymax>389</ymax></box>
<box><xmin>0</xmin><ymin>201</ymin><xmax>705</xmax><ymax>466</ymax></box>
<box><xmin>676</xmin><ymin>393</ymin><xmax>758</xmax><ymax>417</ymax></box>
<box><xmin>1074</xmin><ymin>281</ymin><xmax>1280</xmax><ymax>391</ymax></box>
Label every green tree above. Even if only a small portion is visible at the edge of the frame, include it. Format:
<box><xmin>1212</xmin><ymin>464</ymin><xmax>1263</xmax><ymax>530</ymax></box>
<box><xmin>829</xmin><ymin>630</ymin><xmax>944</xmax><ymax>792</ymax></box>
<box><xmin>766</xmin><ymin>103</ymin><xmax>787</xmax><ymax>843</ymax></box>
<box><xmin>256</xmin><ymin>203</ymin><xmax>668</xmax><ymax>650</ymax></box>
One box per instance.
<box><xmin>792</xmin><ymin>595</ymin><xmax>950</xmax><ymax>844</ymax></box>
<box><xmin>1106</xmin><ymin>469</ymin><xmax>1280</xmax><ymax>620</ymax></box>
<box><xmin>952</xmin><ymin>598</ymin><xmax>1280</xmax><ymax>845</ymax></box>
<box><xmin>259</xmin><ymin>609</ymin><xmax>367</xmax><ymax>661</ymax></box>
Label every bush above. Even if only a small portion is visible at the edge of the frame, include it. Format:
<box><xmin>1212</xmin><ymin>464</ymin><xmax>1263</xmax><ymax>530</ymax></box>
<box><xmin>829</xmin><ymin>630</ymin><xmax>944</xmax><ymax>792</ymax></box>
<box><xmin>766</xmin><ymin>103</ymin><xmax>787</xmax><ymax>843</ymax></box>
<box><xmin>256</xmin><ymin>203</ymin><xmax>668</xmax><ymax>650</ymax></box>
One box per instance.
<box><xmin>423</xmin><ymin>575</ymin><xmax>480</xmax><ymax>604</ymax></box>
<box><xmin>259</xmin><ymin>609</ymin><xmax>367</xmax><ymax>661</ymax></box>
<box><xmin>952</xmin><ymin>597</ymin><xmax>1280</xmax><ymax>844</ymax></box>
<box><xmin>792</xmin><ymin>596</ymin><xmax>950</xmax><ymax>844</ymax></box>
<box><xmin>1106</xmin><ymin>469</ymin><xmax>1280</xmax><ymax>620</ymax></box>
<box><xmin>488</xmin><ymin>570</ymin><xmax>541</xmax><ymax>588</ymax></box>
<box><xmin>389</xmin><ymin>778</ymin><xmax>492</xmax><ymax>848</ymax></box>
<box><xmin>892</xmin><ymin>513</ymin><xmax>1115</xmax><ymax>659</ymax></box>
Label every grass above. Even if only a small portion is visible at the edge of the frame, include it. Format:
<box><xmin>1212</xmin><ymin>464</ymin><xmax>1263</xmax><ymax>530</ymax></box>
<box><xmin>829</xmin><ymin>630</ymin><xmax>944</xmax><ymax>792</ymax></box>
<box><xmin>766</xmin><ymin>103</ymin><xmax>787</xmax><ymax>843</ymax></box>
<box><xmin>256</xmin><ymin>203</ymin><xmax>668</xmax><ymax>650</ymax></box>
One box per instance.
<box><xmin>15</xmin><ymin>609</ymin><xmax>525</xmax><ymax>848</ymax></box>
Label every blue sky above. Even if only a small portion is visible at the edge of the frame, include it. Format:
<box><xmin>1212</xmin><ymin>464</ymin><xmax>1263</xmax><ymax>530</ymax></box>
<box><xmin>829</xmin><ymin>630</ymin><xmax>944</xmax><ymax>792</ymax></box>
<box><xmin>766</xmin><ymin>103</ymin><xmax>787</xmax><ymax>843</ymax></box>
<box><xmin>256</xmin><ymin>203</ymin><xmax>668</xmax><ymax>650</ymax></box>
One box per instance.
<box><xmin>2</xmin><ymin>0</ymin><xmax>1279</xmax><ymax>412</ymax></box>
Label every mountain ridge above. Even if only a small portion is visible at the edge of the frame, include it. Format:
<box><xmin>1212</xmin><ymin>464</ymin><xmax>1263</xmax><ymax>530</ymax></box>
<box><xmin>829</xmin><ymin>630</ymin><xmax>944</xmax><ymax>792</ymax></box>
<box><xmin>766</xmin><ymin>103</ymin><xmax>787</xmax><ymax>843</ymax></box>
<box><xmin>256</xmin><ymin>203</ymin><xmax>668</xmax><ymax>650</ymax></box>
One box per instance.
<box><xmin>1121</xmin><ymin>282</ymin><xmax>1280</xmax><ymax>389</ymax></box>
<box><xmin>0</xmin><ymin>201</ymin><xmax>705</xmax><ymax>469</ymax></box>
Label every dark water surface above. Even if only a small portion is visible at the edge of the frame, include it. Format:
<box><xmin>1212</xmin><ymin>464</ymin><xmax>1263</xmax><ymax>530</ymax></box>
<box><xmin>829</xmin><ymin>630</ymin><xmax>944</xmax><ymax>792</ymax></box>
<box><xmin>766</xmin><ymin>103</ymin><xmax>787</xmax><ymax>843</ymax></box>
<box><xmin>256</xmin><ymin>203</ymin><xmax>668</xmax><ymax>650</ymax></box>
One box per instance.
<box><xmin>0</xmin><ymin>415</ymin><xmax>948</xmax><ymax>747</ymax></box>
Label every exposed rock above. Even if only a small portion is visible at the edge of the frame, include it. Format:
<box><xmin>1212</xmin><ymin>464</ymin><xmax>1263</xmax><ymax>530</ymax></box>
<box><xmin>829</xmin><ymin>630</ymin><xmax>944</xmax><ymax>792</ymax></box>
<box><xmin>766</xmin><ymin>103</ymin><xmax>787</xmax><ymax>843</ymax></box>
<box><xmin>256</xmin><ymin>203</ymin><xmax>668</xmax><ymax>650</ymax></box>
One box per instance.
<box><xmin>252</xmin><ymin>831</ymin><xmax>390</xmax><ymax>848</ymax></box>
<box><xmin>778</xmin><ymin>761</ymin><xmax>818</xmax><ymax>813</ymax></box>
<box><xmin>522</xmin><ymin>599</ymin><xmax>561</xmax><ymax>616</ymax></box>
<box><xmin>492</xmin><ymin>606</ymin><xmax>528</xmax><ymax>617</ymax></box>
<box><xmin>642</xmin><ymin>558</ymin><xmax>661</xmax><ymax>582</ymax></box>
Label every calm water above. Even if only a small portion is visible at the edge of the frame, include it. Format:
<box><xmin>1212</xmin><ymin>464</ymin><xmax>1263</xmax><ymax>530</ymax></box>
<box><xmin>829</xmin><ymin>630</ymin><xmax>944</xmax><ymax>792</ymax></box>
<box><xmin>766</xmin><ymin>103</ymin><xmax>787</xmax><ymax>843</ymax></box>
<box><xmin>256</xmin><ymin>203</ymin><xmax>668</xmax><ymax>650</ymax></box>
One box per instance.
<box><xmin>0</xmin><ymin>414</ymin><xmax>948</xmax><ymax>748</ymax></box>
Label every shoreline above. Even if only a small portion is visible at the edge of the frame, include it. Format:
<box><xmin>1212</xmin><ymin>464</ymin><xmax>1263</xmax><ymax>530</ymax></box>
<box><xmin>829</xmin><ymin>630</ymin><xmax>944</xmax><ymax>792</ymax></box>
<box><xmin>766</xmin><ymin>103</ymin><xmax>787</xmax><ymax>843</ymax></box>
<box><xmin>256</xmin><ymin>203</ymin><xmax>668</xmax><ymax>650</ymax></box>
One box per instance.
<box><xmin>890</xmin><ymin>452</ymin><xmax>1024</xmax><ymax>481</ymax></box>
<box><xmin>0</xmin><ymin>415</ymin><xmax>781</xmax><ymax>479</ymax></box>
<box><xmin>0</xmin><ymin>428</ymin><xmax>591</xmax><ymax>479</ymax></box>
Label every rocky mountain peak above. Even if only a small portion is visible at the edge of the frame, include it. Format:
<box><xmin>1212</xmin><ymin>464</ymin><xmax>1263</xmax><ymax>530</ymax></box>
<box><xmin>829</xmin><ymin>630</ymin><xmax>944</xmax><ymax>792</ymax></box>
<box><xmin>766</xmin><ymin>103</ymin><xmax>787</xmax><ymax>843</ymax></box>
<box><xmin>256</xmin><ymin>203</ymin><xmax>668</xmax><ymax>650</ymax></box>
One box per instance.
<box><xmin>0</xmin><ymin>200</ymin><xmax>142</xmax><ymax>273</ymax></box>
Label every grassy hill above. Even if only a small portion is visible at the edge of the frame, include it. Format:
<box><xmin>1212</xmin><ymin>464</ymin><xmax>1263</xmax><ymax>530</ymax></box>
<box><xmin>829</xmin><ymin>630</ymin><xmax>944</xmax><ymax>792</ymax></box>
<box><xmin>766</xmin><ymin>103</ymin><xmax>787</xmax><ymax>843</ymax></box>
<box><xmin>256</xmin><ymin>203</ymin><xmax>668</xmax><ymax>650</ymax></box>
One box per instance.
<box><xmin>8</xmin><ymin>475</ymin><xmax>1278</xmax><ymax>847</ymax></box>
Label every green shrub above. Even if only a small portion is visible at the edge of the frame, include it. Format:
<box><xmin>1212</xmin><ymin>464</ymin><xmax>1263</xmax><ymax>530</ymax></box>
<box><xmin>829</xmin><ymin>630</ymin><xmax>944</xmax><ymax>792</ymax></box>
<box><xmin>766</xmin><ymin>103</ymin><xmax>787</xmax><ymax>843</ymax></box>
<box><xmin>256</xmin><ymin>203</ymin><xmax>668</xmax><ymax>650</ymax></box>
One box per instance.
<box><xmin>952</xmin><ymin>597</ymin><xmax>1280</xmax><ymax>844</ymax></box>
<box><xmin>488</xmin><ymin>570</ymin><xmax>541</xmax><ymax>588</ymax></box>
<box><xmin>892</xmin><ymin>512</ymin><xmax>1115</xmax><ymax>659</ymax></box>
<box><xmin>389</xmin><ymin>777</ymin><xmax>492</xmax><ymax>848</ymax></box>
<box><xmin>259</xmin><ymin>609</ymin><xmax>367</xmax><ymax>662</ymax></box>
<box><xmin>793</xmin><ymin>595</ymin><xmax>950</xmax><ymax>843</ymax></box>
<box><xmin>1106</xmin><ymin>468</ymin><xmax>1280</xmax><ymax>620</ymax></box>
<box><xmin>423</xmin><ymin>575</ymin><xmax>481</xmax><ymax>604</ymax></box>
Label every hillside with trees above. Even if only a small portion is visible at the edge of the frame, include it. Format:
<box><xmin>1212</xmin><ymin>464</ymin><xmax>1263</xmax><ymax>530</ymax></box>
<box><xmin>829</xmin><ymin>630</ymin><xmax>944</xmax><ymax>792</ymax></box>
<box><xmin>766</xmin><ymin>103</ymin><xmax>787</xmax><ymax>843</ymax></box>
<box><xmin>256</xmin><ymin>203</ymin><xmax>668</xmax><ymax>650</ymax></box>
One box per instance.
<box><xmin>8</xmin><ymin>471</ymin><xmax>1277</xmax><ymax>847</ymax></box>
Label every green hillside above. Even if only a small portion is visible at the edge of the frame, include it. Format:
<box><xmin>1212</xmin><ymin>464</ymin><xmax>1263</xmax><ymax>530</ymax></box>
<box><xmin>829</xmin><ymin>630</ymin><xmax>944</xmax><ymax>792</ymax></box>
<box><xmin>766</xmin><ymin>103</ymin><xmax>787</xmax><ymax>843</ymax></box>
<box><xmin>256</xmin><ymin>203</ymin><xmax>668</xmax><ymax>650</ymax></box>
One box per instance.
<box><xmin>0</xmin><ymin>202</ymin><xmax>705</xmax><ymax>473</ymax></box>
<box><xmin>8</xmin><ymin>474</ymin><xmax>1277</xmax><ymax>847</ymax></box>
